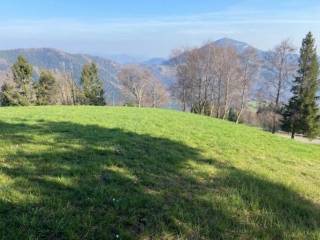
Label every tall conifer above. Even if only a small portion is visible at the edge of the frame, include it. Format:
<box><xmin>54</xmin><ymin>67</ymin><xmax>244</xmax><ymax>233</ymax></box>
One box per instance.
<box><xmin>282</xmin><ymin>32</ymin><xmax>320</xmax><ymax>139</ymax></box>
<box><xmin>80</xmin><ymin>63</ymin><xmax>105</xmax><ymax>105</ymax></box>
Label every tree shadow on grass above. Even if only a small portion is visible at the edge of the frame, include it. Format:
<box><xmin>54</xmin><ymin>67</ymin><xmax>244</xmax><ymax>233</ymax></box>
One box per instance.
<box><xmin>0</xmin><ymin>120</ymin><xmax>319</xmax><ymax>239</ymax></box>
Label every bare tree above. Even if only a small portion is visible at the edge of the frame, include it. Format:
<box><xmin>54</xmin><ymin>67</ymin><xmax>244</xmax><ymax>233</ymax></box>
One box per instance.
<box><xmin>236</xmin><ymin>48</ymin><xmax>259</xmax><ymax>124</ymax></box>
<box><xmin>174</xmin><ymin>45</ymin><xmax>216</xmax><ymax>115</ymax></box>
<box><xmin>170</xmin><ymin>48</ymin><xmax>188</xmax><ymax>111</ymax></box>
<box><xmin>147</xmin><ymin>78</ymin><xmax>169</xmax><ymax>108</ymax></box>
<box><xmin>54</xmin><ymin>71</ymin><xmax>82</xmax><ymax>105</ymax></box>
<box><xmin>220</xmin><ymin>47</ymin><xmax>240</xmax><ymax>119</ymax></box>
<box><xmin>174</xmin><ymin>63</ymin><xmax>189</xmax><ymax>111</ymax></box>
<box><xmin>174</xmin><ymin>43</ymin><xmax>243</xmax><ymax>118</ymax></box>
<box><xmin>117</xmin><ymin>65</ymin><xmax>153</xmax><ymax>108</ymax></box>
<box><xmin>266</xmin><ymin>40</ymin><xmax>296</xmax><ymax>133</ymax></box>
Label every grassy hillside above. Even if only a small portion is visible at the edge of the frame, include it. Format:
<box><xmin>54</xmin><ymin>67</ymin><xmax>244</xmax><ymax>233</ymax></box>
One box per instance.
<box><xmin>0</xmin><ymin>106</ymin><xmax>319</xmax><ymax>239</ymax></box>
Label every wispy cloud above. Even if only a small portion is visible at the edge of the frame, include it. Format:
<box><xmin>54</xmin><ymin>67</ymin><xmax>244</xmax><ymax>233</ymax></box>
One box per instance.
<box><xmin>0</xmin><ymin>3</ymin><xmax>320</xmax><ymax>57</ymax></box>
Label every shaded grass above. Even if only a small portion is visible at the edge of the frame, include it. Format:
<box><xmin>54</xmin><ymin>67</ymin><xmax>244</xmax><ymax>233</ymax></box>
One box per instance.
<box><xmin>0</xmin><ymin>106</ymin><xmax>319</xmax><ymax>239</ymax></box>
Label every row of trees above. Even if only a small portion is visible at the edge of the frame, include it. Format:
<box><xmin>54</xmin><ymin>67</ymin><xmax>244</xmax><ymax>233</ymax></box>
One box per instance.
<box><xmin>172</xmin><ymin>43</ymin><xmax>258</xmax><ymax>123</ymax></box>
<box><xmin>0</xmin><ymin>56</ymin><xmax>105</xmax><ymax>106</ymax></box>
<box><xmin>172</xmin><ymin>32</ymin><xmax>319</xmax><ymax>139</ymax></box>
<box><xmin>0</xmin><ymin>57</ymin><xmax>168</xmax><ymax>108</ymax></box>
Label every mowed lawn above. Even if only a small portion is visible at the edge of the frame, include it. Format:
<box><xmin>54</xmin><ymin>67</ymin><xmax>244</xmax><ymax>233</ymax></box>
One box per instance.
<box><xmin>0</xmin><ymin>106</ymin><xmax>319</xmax><ymax>239</ymax></box>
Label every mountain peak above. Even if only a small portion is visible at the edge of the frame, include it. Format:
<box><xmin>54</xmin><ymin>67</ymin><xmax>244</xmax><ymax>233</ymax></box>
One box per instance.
<box><xmin>213</xmin><ymin>38</ymin><xmax>254</xmax><ymax>52</ymax></box>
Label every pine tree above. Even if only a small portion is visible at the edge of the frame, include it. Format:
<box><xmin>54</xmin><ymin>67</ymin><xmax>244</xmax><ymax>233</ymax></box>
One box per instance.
<box><xmin>282</xmin><ymin>32</ymin><xmax>320</xmax><ymax>139</ymax></box>
<box><xmin>36</xmin><ymin>70</ymin><xmax>58</xmax><ymax>105</ymax></box>
<box><xmin>11</xmin><ymin>55</ymin><xmax>34</xmax><ymax>105</ymax></box>
<box><xmin>80</xmin><ymin>63</ymin><xmax>105</xmax><ymax>105</ymax></box>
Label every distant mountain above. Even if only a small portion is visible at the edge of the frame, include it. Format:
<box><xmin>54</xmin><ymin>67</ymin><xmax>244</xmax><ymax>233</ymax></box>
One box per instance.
<box><xmin>105</xmin><ymin>54</ymin><xmax>148</xmax><ymax>64</ymax></box>
<box><xmin>207</xmin><ymin>38</ymin><xmax>275</xmax><ymax>61</ymax></box>
<box><xmin>214</xmin><ymin>38</ymin><xmax>256</xmax><ymax>53</ymax></box>
<box><xmin>106</xmin><ymin>55</ymin><xmax>166</xmax><ymax>66</ymax></box>
<box><xmin>209</xmin><ymin>38</ymin><xmax>299</xmax><ymax>62</ymax></box>
<box><xmin>0</xmin><ymin>48</ymin><xmax>122</xmax><ymax>102</ymax></box>
<box><xmin>141</xmin><ymin>57</ymin><xmax>175</xmax><ymax>87</ymax></box>
<box><xmin>143</xmin><ymin>58</ymin><xmax>166</xmax><ymax>66</ymax></box>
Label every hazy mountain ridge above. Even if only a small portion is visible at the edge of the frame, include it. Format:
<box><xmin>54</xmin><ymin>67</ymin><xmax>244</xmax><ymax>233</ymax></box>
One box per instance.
<box><xmin>0</xmin><ymin>48</ymin><xmax>122</xmax><ymax>102</ymax></box>
<box><xmin>105</xmin><ymin>54</ymin><xmax>148</xmax><ymax>65</ymax></box>
<box><xmin>0</xmin><ymin>48</ymin><xmax>119</xmax><ymax>81</ymax></box>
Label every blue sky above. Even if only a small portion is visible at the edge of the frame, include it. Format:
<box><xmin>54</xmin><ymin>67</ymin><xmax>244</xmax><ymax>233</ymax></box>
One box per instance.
<box><xmin>0</xmin><ymin>0</ymin><xmax>320</xmax><ymax>58</ymax></box>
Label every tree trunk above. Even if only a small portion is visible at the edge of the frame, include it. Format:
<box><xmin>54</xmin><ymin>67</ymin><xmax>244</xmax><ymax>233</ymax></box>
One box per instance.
<box><xmin>236</xmin><ymin>109</ymin><xmax>243</xmax><ymax>124</ymax></box>
<box><xmin>216</xmin><ymin>81</ymin><xmax>222</xmax><ymax>118</ymax></box>
<box><xmin>291</xmin><ymin>123</ymin><xmax>296</xmax><ymax>139</ymax></box>
<box><xmin>236</xmin><ymin>83</ymin><xmax>246</xmax><ymax>124</ymax></box>
<box><xmin>272</xmin><ymin>113</ymin><xmax>277</xmax><ymax>134</ymax></box>
<box><xmin>210</xmin><ymin>105</ymin><xmax>214</xmax><ymax>117</ymax></box>
<box><xmin>182</xmin><ymin>87</ymin><xmax>186</xmax><ymax>112</ymax></box>
<box><xmin>222</xmin><ymin>75</ymin><xmax>231</xmax><ymax>120</ymax></box>
<box><xmin>291</xmin><ymin>130</ymin><xmax>295</xmax><ymax>139</ymax></box>
<box><xmin>272</xmin><ymin>79</ymin><xmax>282</xmax><ymax>134</ymax></box>
<box><xmin>223</xmin><ymin>104</ymin><xmax>229</xmax><ymax>120</ymax></box>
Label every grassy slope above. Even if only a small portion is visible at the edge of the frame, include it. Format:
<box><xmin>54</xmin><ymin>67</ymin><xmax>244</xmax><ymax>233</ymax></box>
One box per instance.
<box><xmin>0</xmin><ymin>106</ymin><xmax>319</xmax><ymax>239</ymax></box>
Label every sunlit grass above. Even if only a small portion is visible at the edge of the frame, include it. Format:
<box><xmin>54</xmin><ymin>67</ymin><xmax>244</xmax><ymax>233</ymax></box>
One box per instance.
<box><xmin>0</xmin><ymin>106</ymin><xmax>319</xmax><ymax>239</ymax></box>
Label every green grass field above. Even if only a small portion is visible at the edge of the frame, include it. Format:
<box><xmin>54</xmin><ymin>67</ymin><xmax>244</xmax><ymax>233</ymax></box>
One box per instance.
<box><xmin>0</xmin><ymin>106</ymin><xmax>319</xmax><ymax>239</ymax></box>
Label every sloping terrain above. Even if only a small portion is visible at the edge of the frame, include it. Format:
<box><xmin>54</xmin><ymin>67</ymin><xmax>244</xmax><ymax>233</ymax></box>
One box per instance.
<box><xmin>0</xmin><ymin>106</ymin><xmax>319</xmax><ymax>239</ymax></box>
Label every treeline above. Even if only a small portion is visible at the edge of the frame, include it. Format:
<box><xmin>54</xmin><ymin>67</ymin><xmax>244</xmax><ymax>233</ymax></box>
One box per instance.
<box><xmin>0</xmin><ymin>56</ymin><xmax>105</xmax><ymax>106</ymax></box>
<box><xmin>172</xmin><ymin>43</ymin><xmax>258</xmax><ymax>123</ymax></box>
<box><xmin>0</xmin><ymin>58</ymin><xmax>168</xmax><ymax>108</ymax></box>
<box><xmin>172</xmin><ymin>32</ymin><xmax>320</xmax><ymax>139</ymax></box>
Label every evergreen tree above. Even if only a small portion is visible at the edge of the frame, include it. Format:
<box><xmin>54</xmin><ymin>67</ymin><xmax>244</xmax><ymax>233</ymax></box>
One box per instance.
<box><xmin>282</xmin><ymin>32</ymin><xmax>320</xmax><ymax>139</ymax></box>
<box><xmin>11</xmin><ymin>55</ymin><xmax>34</xmax><ymax>105</ymax></box>
<box><xmin>80</xmin><ymin>63</ymin><xmax>105</xmax><ymax>105</ymax></box>
<box><xmin>228</xmin><ymin>107</ymin><xmax>238</xmax><ymax>122</ymax></box>
<box><xmin>36</xmin><ymin>70</ymin><xmax>58</xmax><ymax>105</ymax></box>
